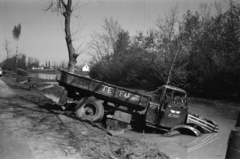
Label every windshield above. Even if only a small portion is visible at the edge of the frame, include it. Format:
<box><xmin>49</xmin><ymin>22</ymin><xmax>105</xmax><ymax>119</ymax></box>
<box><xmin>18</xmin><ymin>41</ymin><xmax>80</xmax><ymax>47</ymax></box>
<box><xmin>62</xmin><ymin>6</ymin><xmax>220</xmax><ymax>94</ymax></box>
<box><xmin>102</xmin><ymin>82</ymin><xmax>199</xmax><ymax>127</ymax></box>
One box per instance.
<box><xmin>165</xmin><ymin>89</ymin><xmax>187</xmax><ymax>104</ymax></box>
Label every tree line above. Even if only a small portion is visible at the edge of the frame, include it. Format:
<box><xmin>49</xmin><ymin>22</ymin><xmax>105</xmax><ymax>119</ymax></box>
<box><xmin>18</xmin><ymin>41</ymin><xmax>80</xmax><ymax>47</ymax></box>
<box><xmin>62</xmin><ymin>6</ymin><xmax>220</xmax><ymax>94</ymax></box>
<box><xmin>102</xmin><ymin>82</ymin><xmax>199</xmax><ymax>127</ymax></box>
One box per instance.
<box><xmin>0</xmin><ymin>53</ymin><xmax>40</xmax><ymax>71</ymax></box>
<box><xmin>88</xmin><ymin>1</ymin><xmax>240</xmax><ymax>99</ymax></box>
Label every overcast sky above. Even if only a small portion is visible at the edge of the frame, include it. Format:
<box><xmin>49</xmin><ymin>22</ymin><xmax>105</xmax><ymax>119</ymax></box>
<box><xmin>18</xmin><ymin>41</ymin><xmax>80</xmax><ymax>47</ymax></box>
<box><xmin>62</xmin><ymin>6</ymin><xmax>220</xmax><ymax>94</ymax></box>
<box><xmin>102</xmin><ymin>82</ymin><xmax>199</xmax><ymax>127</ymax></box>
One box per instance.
<box><xmin>0</xmin><ymin>0</ymin><xmax>217</xmax><ymax>66</ymax></box>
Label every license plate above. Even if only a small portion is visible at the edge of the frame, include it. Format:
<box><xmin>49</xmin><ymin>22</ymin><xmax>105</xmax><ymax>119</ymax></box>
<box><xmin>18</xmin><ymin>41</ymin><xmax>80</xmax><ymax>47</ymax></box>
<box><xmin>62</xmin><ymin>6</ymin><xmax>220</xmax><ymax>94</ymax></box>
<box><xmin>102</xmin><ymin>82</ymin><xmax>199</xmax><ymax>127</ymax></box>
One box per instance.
<box><xmin>168</xmin><ymin>113</ymin><xmax>179</xmax><ymax>118</ymax></box>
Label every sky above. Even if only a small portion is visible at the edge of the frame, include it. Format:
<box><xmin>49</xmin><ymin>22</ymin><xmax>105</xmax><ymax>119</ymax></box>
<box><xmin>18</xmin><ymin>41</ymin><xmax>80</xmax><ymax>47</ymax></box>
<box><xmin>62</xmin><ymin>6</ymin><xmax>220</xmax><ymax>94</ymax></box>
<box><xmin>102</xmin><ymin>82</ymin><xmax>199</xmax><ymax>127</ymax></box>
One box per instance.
<box><xmin>0</xmin><ymin>0</ymin><xmax>218</xmax><ymax>66</ymax></box>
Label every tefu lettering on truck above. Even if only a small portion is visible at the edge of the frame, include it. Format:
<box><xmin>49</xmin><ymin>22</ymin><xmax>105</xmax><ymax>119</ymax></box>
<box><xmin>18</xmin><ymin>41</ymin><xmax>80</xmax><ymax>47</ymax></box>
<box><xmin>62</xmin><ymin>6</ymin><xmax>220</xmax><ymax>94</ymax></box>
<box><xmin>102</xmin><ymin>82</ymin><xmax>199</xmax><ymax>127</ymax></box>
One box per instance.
<box><xmin>101</xmin><ymin>85</ymin><xmax>140</xmax><ymax>102</ymax></box>
<box><xmin>119</xmin><ymin>90</ymin><xmax>140</xmax><ymax>102</ymax></box>
<box><xmin>102</xmin><ymin>85</ymin><xmax>113</xmax><ymax>94</ymax></box>
<box><xmin>119</xmin><ymin>90</ymin><xmax>131</xmax><ymax>98</ymax></box>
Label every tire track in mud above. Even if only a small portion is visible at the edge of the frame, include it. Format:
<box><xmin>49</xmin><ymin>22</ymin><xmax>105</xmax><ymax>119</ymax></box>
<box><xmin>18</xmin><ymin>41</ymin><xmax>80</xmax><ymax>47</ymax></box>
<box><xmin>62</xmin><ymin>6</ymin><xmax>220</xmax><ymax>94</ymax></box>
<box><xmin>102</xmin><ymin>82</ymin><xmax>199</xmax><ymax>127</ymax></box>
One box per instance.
<box><xmin>0</xmin><ymin>79</ymin><xmax>15</xmax><ymax>97</ymax></box>
<box><xmin>0</xmin><ymin>79</ymin><xmax>35</xmax><ymax>159</ymax></box>
<box><xmin>0</xmin><ymin>79</ymin><xmax>83</xmax><ymax>159</ymax></box>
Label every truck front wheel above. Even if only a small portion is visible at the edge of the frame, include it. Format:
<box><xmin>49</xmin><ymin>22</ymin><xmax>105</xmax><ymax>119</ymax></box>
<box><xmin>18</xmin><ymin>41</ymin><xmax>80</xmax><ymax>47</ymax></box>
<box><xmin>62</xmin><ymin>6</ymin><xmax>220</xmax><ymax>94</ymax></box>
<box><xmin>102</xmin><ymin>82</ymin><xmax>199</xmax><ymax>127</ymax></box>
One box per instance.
<box><xmin>75</xmin><ymin>97</ymin><xmax>104</xmax><ymax>122</ymax></box>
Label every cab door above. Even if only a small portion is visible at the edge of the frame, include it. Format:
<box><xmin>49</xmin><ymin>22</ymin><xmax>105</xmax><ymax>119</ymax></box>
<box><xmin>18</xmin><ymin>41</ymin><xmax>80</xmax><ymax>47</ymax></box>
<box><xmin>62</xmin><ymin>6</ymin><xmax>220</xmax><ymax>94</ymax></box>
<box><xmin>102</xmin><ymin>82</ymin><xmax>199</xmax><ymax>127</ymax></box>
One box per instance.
<box><xmin>145</xmin><ymin>88</ymin><xmax>165</xmax><ymax>125</ymax></box>
<box><xmin>145</xmin><ymin>102</ymin><xmax>160</xmax><ymax>124</ymax></box>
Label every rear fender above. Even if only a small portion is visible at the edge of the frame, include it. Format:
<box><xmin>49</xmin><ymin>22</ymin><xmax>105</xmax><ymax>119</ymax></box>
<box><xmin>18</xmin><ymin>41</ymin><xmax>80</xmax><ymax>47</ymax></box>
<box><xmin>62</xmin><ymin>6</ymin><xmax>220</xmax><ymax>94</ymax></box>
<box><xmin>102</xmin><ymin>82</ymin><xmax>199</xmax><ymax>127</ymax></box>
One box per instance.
<box><xmin>169</xmin><ymin>124</ymin><xmax>201</xmax><ymax>137</ymax></box>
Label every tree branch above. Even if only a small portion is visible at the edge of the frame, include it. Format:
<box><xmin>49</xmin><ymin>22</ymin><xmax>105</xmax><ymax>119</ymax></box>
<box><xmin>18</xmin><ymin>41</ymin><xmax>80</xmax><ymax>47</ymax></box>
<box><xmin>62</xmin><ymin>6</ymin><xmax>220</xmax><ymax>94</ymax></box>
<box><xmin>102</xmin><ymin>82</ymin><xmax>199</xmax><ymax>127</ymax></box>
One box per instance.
<box><xmin>59</xmin><ymin>0</ymin><xmax>67</xmax><ymax>8</ymax></box>
<box><xmin>72</xmin><ymin>1</ymin><xmax>90</xmax><ymax>11</ymax></box>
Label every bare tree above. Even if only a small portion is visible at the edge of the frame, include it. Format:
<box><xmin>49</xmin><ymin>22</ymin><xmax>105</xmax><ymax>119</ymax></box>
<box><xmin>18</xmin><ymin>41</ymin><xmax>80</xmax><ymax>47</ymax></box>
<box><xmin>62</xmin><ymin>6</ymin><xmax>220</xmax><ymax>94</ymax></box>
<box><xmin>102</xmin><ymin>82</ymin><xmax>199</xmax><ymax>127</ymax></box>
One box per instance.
<box><xmin>45</xmin><ymin>0</ymin><xmax>86</xmax><ymax>73</ymax></box>
<box><xmin>12</xmin><ymin>23</ymin><xmax>21</xmax><ymax>70</ymax></box>
<box><xmin>60</xmin><ymin>60</ymin><xmax>68</xmax><ymax>70</ymax></box>
<box><xmin>52</xmin><ymin>61</ymin><xmax>58</xmax><ymax>70</ymax></box>
<box><xmin>199</xmin><ymin>3</ymin><xmax>214</xmax><ymax>24</ymax></box>
<box><xmin>27</xmin><ymin>57</ymin><xmax>40</xmax><ymax>69</ymax></box>
<box><xmin>88</xmin><ymin>17</ymin><xmax>122</xmax><ymax>64</ymax></box>
<box><xmin>214</xmin><ymin>0</ymin><xmax>225</xmax><ymax>16</ymax></box>
<box><xmin>3</xmin><ymin>39</ymin><xmax>11</xmax><ymax>61</ymax></box>
<box><xmin>2</xmin><ymin>39</ymin><xmax>12</xmax><ymax>70</ymax></box>
<box><xmin>155</xmin><ymin>4</ymin><xmax>179</xmax><ymax>44</ymax></box>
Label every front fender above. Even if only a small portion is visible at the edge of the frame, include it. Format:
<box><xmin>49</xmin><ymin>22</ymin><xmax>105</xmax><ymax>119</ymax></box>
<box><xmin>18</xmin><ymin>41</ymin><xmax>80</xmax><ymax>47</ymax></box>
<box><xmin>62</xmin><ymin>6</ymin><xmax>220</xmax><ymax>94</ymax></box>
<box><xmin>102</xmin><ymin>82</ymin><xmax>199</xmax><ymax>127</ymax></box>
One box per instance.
<box><xmin>187</xmin><ymin>113</ymin><xmax>219</xmax><ymax>133</ymax></box>
<box><xmin>170</xmin><ymin>124</ymin><xmax>201</xmax><ymax>137</ymax></box>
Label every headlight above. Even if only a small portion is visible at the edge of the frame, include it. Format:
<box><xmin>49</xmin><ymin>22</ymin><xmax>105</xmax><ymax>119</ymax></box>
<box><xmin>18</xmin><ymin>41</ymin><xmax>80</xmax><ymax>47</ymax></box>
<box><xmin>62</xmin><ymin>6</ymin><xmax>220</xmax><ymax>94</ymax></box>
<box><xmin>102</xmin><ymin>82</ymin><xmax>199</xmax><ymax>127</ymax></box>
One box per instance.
<box><xmin>170</xmin><ymin>109</ymin><xmax>181</xmax><ymax>114</ymax></box>
<box><xmin>175</xmin><ymin>111</ymin><xmax>181</xmax><ymax>114</ymax></box>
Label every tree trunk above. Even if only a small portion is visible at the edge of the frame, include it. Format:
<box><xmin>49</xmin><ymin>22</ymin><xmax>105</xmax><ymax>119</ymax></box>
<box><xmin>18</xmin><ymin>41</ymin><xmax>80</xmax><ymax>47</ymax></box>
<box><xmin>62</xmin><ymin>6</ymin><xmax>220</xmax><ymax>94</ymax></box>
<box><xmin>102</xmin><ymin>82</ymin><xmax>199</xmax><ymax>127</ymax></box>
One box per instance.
<box><xmin>63</xmin><ymin>0</ymin><xmax>77</xmax><ymax>73</ymax></box>
<box><xmin>15</xmin><ymin>40</ymin><xmax>18</xmax><ymax>71</ymax></box>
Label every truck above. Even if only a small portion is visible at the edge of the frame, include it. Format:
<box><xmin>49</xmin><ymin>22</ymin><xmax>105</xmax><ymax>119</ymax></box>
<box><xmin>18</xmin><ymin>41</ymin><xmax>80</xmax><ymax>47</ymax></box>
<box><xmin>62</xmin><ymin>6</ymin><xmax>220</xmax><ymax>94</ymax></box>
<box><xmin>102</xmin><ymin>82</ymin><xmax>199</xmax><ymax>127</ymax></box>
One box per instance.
<box><xmin>56</xmin><ymin>70</ymin><xmax>219</xmax><ymax>136</ymax></box>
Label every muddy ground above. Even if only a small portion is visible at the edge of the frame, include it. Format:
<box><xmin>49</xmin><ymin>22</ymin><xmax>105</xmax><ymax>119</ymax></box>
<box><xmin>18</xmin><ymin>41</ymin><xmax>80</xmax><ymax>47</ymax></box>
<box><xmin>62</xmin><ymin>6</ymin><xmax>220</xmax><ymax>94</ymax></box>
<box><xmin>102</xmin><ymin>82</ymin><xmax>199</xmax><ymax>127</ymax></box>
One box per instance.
<box><xmin>0</xmin><ymin>77</ymin><xmax>169</xmax><ymax>159</ymax></box>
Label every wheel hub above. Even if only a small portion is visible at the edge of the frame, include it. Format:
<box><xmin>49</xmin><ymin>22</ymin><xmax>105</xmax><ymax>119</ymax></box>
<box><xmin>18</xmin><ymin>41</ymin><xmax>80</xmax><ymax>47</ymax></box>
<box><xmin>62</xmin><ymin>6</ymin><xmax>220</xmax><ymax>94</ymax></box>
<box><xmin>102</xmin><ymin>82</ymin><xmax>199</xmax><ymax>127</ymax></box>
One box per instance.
<box><xmin>85</xmin><ymin>107</ymin><xmax>94</xmax><ymax>116</ymax></box>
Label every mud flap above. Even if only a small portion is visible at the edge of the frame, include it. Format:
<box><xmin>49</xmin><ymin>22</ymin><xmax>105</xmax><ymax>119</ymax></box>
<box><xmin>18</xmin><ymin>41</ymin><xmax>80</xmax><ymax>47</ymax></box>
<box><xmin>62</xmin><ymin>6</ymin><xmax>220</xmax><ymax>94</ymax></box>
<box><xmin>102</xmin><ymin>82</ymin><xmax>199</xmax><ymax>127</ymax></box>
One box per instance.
<box><xmin>167</xmin><ymin>124</ymin><xmax>201</xmax><ymax>137</ymax></box>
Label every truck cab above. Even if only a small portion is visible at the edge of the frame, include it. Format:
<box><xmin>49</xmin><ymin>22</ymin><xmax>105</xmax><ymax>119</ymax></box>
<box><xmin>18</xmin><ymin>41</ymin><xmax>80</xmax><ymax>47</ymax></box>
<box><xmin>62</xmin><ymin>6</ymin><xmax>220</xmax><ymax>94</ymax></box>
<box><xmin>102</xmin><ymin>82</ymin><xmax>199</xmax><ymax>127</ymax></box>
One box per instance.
<box><xmin>143</xmin><ymin>85</ymin><xmax>218</xmax><ymax>136</ymax></box>
<box><xmin>146</xmin><ymin>85</ymin><xmax>188</xmax><ymax>130</ymax></box>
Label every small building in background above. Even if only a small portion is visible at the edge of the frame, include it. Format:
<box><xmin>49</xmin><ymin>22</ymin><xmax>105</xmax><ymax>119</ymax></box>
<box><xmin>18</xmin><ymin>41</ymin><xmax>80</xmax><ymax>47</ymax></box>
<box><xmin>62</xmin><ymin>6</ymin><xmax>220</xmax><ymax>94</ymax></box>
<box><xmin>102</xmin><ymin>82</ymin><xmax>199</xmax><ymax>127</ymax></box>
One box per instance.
<box><xmin>82</xmin><ymin>64</ymin><xmax>90</xmax><ymax>72</ymax></box>
<box><xmin>77</xmin><ymin>64</ymin><xmax>90</xmax><ymax>77</ymax></box>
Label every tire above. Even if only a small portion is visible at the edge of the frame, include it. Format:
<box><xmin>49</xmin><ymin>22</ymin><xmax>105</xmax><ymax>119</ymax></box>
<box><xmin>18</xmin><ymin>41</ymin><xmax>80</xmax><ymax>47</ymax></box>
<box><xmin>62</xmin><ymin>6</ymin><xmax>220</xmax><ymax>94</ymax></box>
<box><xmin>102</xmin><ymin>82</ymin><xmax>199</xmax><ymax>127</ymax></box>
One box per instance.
<box><xmin>75</xmin><ymin>97</ymin><xmax>104</xmax><ymax>122</ymax></box>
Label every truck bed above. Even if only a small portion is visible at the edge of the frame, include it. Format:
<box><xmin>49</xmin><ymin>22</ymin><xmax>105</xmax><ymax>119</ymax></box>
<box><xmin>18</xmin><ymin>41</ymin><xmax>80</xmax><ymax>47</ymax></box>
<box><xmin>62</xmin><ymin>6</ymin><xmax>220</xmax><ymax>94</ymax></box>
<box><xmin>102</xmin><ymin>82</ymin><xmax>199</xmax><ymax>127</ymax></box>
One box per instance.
<box><xmin>56</xmin><ymin>70</ymin><xmax>152</xmax><ymax>110</ymax></box>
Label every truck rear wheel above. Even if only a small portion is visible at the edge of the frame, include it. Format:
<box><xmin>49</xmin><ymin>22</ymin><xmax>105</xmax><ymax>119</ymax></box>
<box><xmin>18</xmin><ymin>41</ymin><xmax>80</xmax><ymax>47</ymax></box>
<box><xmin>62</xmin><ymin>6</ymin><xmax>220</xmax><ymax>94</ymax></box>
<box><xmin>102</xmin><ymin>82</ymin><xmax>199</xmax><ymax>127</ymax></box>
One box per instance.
<box><xmin>75</xmin><ymin>97</ymin><xmax>104</xmax><ymax>122</ymax></box>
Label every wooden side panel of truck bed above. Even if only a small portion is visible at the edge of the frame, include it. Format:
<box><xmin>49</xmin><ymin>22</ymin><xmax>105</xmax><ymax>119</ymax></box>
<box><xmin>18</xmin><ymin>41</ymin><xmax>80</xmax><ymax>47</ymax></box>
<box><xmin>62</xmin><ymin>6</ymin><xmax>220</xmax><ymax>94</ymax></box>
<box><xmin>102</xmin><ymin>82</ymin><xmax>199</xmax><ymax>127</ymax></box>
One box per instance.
<box><xmin>56</xmin><ymin>70</ymin><xmax>151</xmax><ymax>110</ymax></box>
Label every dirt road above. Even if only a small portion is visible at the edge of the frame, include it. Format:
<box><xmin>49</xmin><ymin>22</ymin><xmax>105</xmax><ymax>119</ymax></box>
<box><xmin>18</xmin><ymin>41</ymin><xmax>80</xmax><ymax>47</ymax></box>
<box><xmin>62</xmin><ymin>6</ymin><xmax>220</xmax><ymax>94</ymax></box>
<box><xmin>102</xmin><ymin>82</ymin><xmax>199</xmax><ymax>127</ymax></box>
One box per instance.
<box><xmin>0</xmin><ymin>79</ymin><xmax>82</xmax><ymax>159</ymax></box>
<box><xmin>0</xmin><ymin>79</ymin><xmax>35</xmax><ymax>159</ymax></box>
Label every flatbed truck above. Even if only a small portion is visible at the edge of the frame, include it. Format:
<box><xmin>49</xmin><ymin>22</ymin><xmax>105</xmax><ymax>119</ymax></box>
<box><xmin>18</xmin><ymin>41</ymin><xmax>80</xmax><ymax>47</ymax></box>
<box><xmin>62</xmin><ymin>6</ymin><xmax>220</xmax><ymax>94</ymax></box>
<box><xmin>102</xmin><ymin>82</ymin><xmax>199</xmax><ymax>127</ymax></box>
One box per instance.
<box><xmin>56</xmin><ymin>70</ymin><xmax>218</xmax><ymax>136</ymax></box>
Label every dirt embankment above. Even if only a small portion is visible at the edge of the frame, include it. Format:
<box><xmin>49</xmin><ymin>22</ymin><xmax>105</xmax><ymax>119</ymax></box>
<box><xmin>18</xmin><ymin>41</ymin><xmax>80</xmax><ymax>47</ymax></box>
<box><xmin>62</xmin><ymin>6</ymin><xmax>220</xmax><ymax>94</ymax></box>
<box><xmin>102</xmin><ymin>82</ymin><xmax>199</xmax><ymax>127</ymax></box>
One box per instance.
<box><xmin>0</xmin><ymin>77</ymin><xmax>169</xmax><ymax>159</ymax></box>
